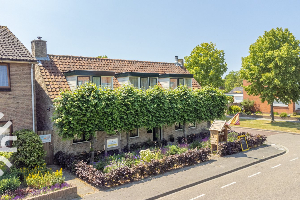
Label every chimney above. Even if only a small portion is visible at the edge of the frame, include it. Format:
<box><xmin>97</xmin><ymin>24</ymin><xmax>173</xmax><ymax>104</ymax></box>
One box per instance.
<box><xmin>31</xmin><ymin>36</ymin><xmax>47</xmax><ymax>59</ymax></box>
<box><xmin>178</xmin><ymin>59</ymin><xmax>184</xmax><ymax>66</ymax></box>
<box><xmin>175</xmin><ymin>56</ymin><xmax>178</xmax><ymax>63</ymax></box>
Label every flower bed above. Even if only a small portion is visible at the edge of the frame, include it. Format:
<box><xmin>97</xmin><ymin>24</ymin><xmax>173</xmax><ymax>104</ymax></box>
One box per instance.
<box><xmin>75</xmin><ymin>147</ymin><xmax>210</xmax><ymax>187</ymax></box>
<box><xmin>55</xmin><ymin>131</ymin><xmax>267</xmax><ymax>188</ymax></box>
<box><xmin>217</xmin><ymin>132</ymin><xmax>267</xmax><ymax>156</ymax></box>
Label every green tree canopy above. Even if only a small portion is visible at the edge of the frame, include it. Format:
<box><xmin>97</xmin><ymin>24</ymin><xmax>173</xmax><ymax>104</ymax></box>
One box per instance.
<box><xmin>97</xmin><ymin>55</ymin><xmax>108</xmax><ymax>58</ymax></box>
<box><xmin>240</xmin><ymin>27</ymin><xmax>300</xmax><ymax>121</ymax></box>
<box><xmin>224</xmin><ymin>70</ymin><xmax>242</xmax><ymax>93</ymax></box>
<box><xmin>184</xmin><ymin>42</ymin><xmax>228</xmax><ymax>88</ymax></box>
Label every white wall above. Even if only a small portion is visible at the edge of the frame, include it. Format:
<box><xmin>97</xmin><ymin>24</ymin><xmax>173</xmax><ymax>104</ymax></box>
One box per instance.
<box><xmin>66</xmin><ymin>76</ymin><xmax>77</xmax><ymax>90</ymax></box>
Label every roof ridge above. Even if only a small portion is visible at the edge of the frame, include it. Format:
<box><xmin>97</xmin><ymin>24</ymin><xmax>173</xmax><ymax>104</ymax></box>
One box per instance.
<box><xmin>48</xmin><ymin>54</ymin><xmax>177</xmax><ymax>65</ymax></box>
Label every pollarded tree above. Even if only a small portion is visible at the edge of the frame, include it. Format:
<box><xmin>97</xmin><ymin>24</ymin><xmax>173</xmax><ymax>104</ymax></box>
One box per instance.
<box><xmin>240</xmin><ymin>27</ymin><xmax>300</xmax><ymax>121</ymax></box>
<box><xmin>184</xmin><ymin>42</ymin><xmax>228</xmax><ymax>88</ymax></box>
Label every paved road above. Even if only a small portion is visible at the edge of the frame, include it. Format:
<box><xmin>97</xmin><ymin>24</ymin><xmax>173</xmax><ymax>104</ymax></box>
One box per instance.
<box><xmin>77</xmin><ymin>127</ymin><xmax>297</xmax><ymax>200</ymax></box>
<box><xmin>159</xmin><ymin>127</ymin><xmax>300</xmax><ymax>200</ymax></box>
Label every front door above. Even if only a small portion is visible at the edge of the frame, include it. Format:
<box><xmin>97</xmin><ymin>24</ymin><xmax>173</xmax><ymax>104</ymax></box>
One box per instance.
<box><xmin>153</xmin><ymin>127</ymin><xmax>161</xmax><ymax>141</ymax></box>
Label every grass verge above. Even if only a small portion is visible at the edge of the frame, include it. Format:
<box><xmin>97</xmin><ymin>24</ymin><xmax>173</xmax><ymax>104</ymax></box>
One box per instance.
<box><xmin>232</xmin><ymin>118</ymin><xmax>300</xmax><ymax>133</ymax></box>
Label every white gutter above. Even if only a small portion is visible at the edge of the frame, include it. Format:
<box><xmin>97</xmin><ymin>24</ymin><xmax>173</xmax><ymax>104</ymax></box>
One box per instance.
<box><xmin>31</xmin><ymin>64</ymin><xmax>35</xmax><ymax>132</ymax></box>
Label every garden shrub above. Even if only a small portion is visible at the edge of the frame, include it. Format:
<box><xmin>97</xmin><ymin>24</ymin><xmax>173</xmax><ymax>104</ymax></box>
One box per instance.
<box><xmin>12</xmin><ymin>129</ymin><xmax>46</xmax><ymax>169</ymax></box>
<box><xmin>0</xmin><ymin>177</ymin><xmax>21</xmax><ymax>195</ymax></box>
<box><xmin>228</xmin><ymin>105</ymin><xmax>241</xmax><ymax>114</ymax></box>
<box><xmin>241</xmin><ymin>99</ymin><xmax>255</xmax><ymax>112</ymax></box>
<box><xmin>280</xmin><ymin>112</ymin><xmax>287</xmax><ymax>118</ymax></box>
<box><xmin>246</xmin><ymin>111</ymin><xmax>252</xmax><ymax>115</ymax></box>
<box><xmin>26</xmin><ymin>168</ymin><xmax>64</xmax><ymax>189</ymax></box>
<box><xmin>140</xmin><ymin>149</ymin><xmax>161</xmax><ymax>162</ymax></box>
<box><xmin>189</xmin><ymin>141</ymin><xmax>202</xmax><ymax>149</ymax></box>
<box><xmin>227</xmin><ymin>96</ymin><xmax>234</xmax><ymax>103</ymax></box>
<box><xmin>274</xmin><ymin>112</ymin><xmax>279</xmax><ymax>115</ymax></box>
<box><xmin>0</xmin><ymin>153</ymin><xmax>13</xmax><ymax>173</ymax></box>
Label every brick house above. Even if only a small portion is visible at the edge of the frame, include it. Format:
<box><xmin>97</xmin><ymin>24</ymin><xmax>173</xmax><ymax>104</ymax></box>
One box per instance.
<box><xmin>243</xmin><ymin>80</ymin><xmax>299</xmax><ymax>114</ymax></box>
<box><xmin>33</xmin><ymin>38</ymin><xmax>207</xmax><ymax>154</ymax></box>
<box><xmin>0</xmin><ymin>26</ymin><xmax>36</xmax><ymax>138</ymax></box>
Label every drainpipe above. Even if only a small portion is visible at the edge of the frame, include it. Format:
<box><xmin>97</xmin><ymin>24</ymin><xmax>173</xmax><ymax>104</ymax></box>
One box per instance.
<box><xmin>31</xmin><ymin>64</ymin><xmax>35</xmax><ymax>132</ymax></box>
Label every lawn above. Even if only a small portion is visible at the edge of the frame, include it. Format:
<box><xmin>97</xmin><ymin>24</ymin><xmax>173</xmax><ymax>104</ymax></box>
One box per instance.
<box><xmin>232</xmin><ymin>118</ymin><xmax>300</xmax><ymax>133</ymax></box>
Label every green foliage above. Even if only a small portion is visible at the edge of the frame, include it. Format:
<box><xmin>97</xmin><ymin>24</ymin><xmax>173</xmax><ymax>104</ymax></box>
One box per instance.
<box><xmin>54</xmin><ymin>84</ymin><xmax>227</xmax><ymax>140</ymax></box>
<box><xmin>227</xmin><ymin>131</ymin><xmax>239</xmax><ymax>142</ymax></box>
<box><xmin>224</xmin><ymin>70</ymin><xmax>243</xmax><ymax>93</ymax></box>
<box><xmin>226</xmin><ymin>96</ymin><xmax>234</xmax><ymax>103</ymax></box>
<box><xmin>26</xmin><ymin>168</ymin><xmax>64</xmax><ymax>189</ymax></box>
<box><xmin>12</xmin><ymin>130</ymin><xmax>46</xmax><ymax>169</ymax></box>
<box><xmin>0</xmin><ymin>177</ymin><xmax>21</xmax><ymax>195</ymax></box>
<box><xmin>189</xmin><ymin>141</ymin><xmax>202</xmax><ymax>149</ymax></box>
<box><xmin>246</xmin><ymin>111</ymin><xmax>252</xmax><ymax>115</ymax></box>
<box><xmin>241</xmin><ymin>99</ymin><xmax>255</xmax><ymax>112</ymax></box>
<box><xmin>0</xmin><ymin>153</ymin><xmax>12</xmax><ymax>173</ymax></box>
<box><xmin>255</xmin><ymin>111</ymin><xmax>262</xmax><ymax>114</ymax></box>
<box><xmin>165</xmin><ymin>145</ymin><xmax>188</xmax><ymax>156</ymax></box>
<box><xmin>293</xmin><ymin>112</ymin><xmax>297</xmax><ymax>116</ymax></box>
<box><xmin>280</xmin><ymin>112</ymin><xmax>288</xmax><ymax>118</ymax></box>
<box><xmin>140</xmin><ymin>149</ymin><xmax>162</xmax><ymax>162</ymax></box>
<box><xmin>274</xmin><ymin>112</ymin><xmax>279</xmax><ymax>115</ymax></box>
<box><xmin>240</xmin><ymin>28</ymin><xmax>300</xmax><ymax>120</ymax></box>
<box><xmin>97</xmin><ymin>55</ymin><xmax>108</xmax><ymax>58</ymax></box>
<box><xmin>184</xmin><ymin>42</ymin><xmax>228</xmax><ymax>88</ymax></box>
<box><xmin>229</xmin><ymin>105</ymin><xmax>241</xmax><ymax>114</ymax></box>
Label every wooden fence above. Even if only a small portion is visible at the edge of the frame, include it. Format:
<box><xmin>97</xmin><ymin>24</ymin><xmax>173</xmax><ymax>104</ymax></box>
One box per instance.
<box><xmin>37</xmin><ymin>130</ymin><xmax>54</xmax><ymax>165</ymax></box>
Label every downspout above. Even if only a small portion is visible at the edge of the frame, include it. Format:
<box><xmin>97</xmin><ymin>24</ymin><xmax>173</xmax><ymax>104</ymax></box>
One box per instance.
<box><xmin>31</xmin><ymin>64</ymin><xmax>35</xmax><ymax>132</ymax></box>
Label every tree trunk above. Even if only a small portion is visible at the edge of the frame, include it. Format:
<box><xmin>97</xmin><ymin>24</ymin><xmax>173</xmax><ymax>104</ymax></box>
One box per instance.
<box><xmin>126</xmin><ymin>132</ymin><xmax>130</xmax><ymax>151</ymax></box>
<box><xmin>270</xmin><ymin>103</ymin><xmax>274</xmax><ymax>122</ymax></box>
<box><xmin>207</xmin><ymin>121</ymin><xmax>211</xmax><ymax>128</ymax></box>
<box><xmin>183</xmin><ymin>122</ymin><xmax>187</xmax><ymax>138</ymax></box>
<box><xmin>90</xmin><ymin>135</ymin><xmax>95</xmax><ymax>164</ymax></box>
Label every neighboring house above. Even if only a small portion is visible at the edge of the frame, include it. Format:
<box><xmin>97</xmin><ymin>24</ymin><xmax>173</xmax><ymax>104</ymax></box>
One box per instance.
<box><xmin>225</xmin><ymin>87</ymin><xmax>243</xmax><ymax>103</ymax></box>
<box><xmin>243</xmin><ymin>80</ymin><xmax>298</xmax><ymax>114</ymax></box>
<box><xmin>0</xmin><ymin>26</ymin><xmax>36</xmax><ymax>139</ymax></box>
<box><xmin>32</xmin><ymin>38</ymin><xmax>206</xmax><ymax>154</ymax></box>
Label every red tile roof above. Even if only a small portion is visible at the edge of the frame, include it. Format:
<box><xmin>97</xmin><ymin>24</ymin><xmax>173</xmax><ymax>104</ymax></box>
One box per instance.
<box><xmin>40</xmin><ymin>54</ymin><xmax>200</xmax><ymax>99</ymax></box>
<box><xmin>0</xmin><ymin>26</ymin><xmax>36</xmax><ymax>62</ymax></box>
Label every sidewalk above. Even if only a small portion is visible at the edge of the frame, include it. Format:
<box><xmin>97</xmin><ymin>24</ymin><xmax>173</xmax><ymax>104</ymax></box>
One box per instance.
<box><xmin>66</xmin><ymin>141</ymin><xmax>285</xmax><ymax>200</ymax></box>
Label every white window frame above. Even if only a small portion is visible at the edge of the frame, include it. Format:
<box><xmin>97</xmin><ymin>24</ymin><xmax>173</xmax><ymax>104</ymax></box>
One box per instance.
<box><xmin>273</xmin><ymin>100</ymin><xmax>288</xmax><ymax>107</ymax></box>
<box><xmin>129</xmin><ymin>128</ymin><xmax>139</xmax><ymax>138</ymax></box>
<box><xmin>129</xmin><ymin>76</ymin><xmax>140</xmax><ymax>88</ymax></box>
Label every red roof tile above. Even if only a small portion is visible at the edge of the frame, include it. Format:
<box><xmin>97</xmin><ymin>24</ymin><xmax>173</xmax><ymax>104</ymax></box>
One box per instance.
<box><xmin>40</xmin><ymin>55</ymin><xmax>200</xmax><ymax>99</ymax></box>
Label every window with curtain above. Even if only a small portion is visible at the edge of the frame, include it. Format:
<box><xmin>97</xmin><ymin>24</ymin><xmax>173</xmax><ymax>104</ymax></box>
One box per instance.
<box><xmin>140</xmin><ymin>77</ymin><xmax>149</xmax><ymax>90</ymax></box>
<box><xmin>129</xmin><ymin>77</ymin><xmax>139</xmax><ymax>88</ymax></box>
<box><xmin>150</xmin><ymin>78</ymin><xmax>157</xmax><ymax>87</ymax></box>
<box><xmin>101</xmin><ymin>76</ymin><xmax>113</xmax><ymax>89</ymax></box>
<box><xmin>92</xmin><ymin>76</ymin><xmax>101</xmax><ymax>87</ymax></box>
<box><xmin>184</xmin><ymin>78</ymin><xmax>192</xmax><ymax>88</ymax></box>
<box><xmin>170</xmin><ymin>78</ymin><xmax>177</xmax><ymax>89</ymax></box>
<box><xmin>0</xmin><ymin>65</ymin><xmax>9</xmax><ymax>88</ymax></box>
<box><xmin>77</xmin><ymin>76</ymin><xmax>90</xmax><ymax>86</ymax></box>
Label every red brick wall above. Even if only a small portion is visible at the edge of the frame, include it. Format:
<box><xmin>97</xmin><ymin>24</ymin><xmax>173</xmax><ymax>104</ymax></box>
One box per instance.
<box><xmin>0</xmin><ymin>63</ymin><xmax>35</xmax><ymax>131</ymax></box>
<box><xmin>243</xmin><ymin>80</ymin><xmax>294</xmax><ymax>114</ymax></box>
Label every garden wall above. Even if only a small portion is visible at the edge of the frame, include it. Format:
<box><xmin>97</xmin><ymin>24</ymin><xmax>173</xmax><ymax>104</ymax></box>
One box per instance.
<box><xmin>52</xmin><ymin>121</ymin><xmax>208</xmax><ymax>155</ymax></box>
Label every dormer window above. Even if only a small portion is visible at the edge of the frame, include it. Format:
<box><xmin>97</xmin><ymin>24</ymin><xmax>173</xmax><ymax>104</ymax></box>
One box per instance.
<box><xmin>159</xmin><ymin>74</ymin><xmax>193</xmax><ymax>89</ymax></box>
<box><xmin>64</xmin><ymin>70</ymin><xmax>115</xmax><ymax>90</ymax></box>
<box><xmin>116</xmin><ymin>72</ymin><xmax>159</xmax><ymax>89</ymax></box>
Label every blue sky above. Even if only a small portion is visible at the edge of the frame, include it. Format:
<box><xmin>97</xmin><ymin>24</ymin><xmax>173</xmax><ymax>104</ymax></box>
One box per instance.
<box><xmin>1</xmin><ymin>0</ymin><xmax>300</xmax><ymax>75</ymax></box>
